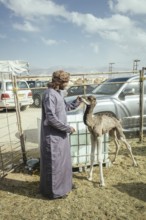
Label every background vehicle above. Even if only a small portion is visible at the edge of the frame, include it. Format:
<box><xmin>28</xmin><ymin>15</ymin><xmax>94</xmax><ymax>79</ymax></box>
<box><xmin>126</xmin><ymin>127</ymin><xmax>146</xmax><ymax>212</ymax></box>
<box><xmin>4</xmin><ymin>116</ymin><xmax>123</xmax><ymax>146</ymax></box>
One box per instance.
<box><xmin>66</xmin><ymin>84</ymin><xmax>97</xmax><ymax>96</ymax></box>
<box><xmin>27</xmin><ymin>80</ymin><xmax>97</xmax><ymax>107</ymax></box>
<box><xmin>27</xmin><ymin>80</ymin><xmax>48</xmax><ymax>107</ymax></box>
<box><xmin>65</xmin><ymin>74</ymin><xmax>146</xmax><ymax>135</ymax></box>
<box><xmin>0</xmin><ymin>79</ymin><xmax>33</xmax><ymax>111</ymax></box>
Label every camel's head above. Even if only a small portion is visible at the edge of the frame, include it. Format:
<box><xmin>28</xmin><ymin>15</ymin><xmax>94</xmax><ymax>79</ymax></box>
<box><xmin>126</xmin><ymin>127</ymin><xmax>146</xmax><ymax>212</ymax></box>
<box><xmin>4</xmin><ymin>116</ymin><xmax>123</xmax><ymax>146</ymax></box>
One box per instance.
<box><xmin>81</xmin><ymin>95</ymin><xmax>97</xmax><ymax>106</ymax></box>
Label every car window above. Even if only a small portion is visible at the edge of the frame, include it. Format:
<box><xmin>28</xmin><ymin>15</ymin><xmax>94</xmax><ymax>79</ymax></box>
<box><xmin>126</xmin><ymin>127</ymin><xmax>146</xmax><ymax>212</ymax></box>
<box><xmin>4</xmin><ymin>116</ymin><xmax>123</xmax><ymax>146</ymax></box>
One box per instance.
<box><xmin>6</xmin><ymin>81</ymin><xmax>28</xmax><ymax>91</ymax></box>
<box><xmin>86</xmin><ymin>84</ymin><xmax>97</xmax><ymax>93</ymax></box>
<box><xmin>67</xmin><ymin>86</ymin><xmax>85</xmax><ymax>95</ymax></box>
<box><xmin>67</xmin><ymin>85</ymin><xmax>96</xmax><ymax>96</ymax></box>
<box><xmin>92</xmin><ymin>81</ymin><xmax>124</xmax><ymax>95</ymax></box>
<box><xmin>17</xmin><ymin>81</ymin><xmax>28</xmax><ymax>89</ymax></box>
<box><xmin>27</xmin><ymin>81</ymin><xmax>35</xmax><ymax>88</ymax></box>
<box><xmin>36</xmin><ymin>81</ymin><xmax>42</xmax><ymax>87</ymax></box>
<box><xmin>92</xmin><ymin>78</ymin><xmax>130</xmax><ymax>95</ymax></box>
<box><xmin>6</xmin><ymin>82</ymin><xmax>13</xmax><ymax>90</ymax></box>
<box><xmin>123</xmin><ymin>79</ymin><xmax>139</xmax><ymax>95</ymax></box>
<box><xmin>42</xmin><ymin>81</ymin><xmax>48</xmax><ymax>87</ymax></box>
<box><xmin>27</xmin><ymin>80</ymin><xmax>48</xmax><ymax>88</ymax></box>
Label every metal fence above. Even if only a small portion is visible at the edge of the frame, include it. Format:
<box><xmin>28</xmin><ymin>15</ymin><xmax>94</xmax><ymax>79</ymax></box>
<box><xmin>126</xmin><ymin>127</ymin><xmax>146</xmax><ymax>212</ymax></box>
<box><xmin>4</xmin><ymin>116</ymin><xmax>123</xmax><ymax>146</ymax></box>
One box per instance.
<box><xmin>0</xmin><ymin>69</ymin><xmax>146</xmax><ymax>177</ymax></box>
<box><xmin>0</xmin><ymin>100</ymin><xmax>22</xmax><ymax>178</ymax></box>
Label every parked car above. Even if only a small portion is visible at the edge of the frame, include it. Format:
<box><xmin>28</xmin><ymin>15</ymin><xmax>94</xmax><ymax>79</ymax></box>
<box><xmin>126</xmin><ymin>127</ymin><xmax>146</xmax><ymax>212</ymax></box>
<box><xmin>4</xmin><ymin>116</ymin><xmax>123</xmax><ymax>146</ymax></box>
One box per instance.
<box><xmin>27</xmin><ymin>80</ymin><xmax>49</xmax><ymax>107</ymax></box>
<box><xmin>65</xmin><ymin>74</ymin><xmax>146</xmax><ymax>135</ymax></box>
<box><xmin>67</xmin><ymin>84</ymin><xmax>97</xmax><ymax>96</ymax></box>
<box><xmin>0</xmin><ymin>79</ymin><xmax>33</xmax><ymax>111</ymax></box>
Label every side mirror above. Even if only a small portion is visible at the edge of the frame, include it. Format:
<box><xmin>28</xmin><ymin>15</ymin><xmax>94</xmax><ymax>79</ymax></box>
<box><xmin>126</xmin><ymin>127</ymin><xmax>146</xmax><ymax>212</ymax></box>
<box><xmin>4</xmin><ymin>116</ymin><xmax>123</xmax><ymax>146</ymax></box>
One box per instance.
<box><xmin>122</xmin><ymin>88</ymin><xmax>135</xmax><ymax>96</ymax></box>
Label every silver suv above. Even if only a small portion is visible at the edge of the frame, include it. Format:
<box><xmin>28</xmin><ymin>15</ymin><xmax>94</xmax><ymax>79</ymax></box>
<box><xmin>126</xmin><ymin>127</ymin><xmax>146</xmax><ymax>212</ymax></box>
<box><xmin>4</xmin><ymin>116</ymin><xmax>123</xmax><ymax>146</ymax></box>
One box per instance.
<box><xmin>65</xmin><ymin>74</ymin><xmax>146</xmax><ymax>135</ymax></box>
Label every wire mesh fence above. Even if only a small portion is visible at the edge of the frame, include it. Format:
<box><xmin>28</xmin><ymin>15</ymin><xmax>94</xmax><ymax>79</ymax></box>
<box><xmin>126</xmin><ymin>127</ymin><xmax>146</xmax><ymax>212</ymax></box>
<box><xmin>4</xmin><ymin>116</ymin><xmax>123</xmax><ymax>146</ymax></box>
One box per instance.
<box><xmin>0</xmin><ymin>110</ymin><xmax>22</xmax><ymax>178</ymax></box>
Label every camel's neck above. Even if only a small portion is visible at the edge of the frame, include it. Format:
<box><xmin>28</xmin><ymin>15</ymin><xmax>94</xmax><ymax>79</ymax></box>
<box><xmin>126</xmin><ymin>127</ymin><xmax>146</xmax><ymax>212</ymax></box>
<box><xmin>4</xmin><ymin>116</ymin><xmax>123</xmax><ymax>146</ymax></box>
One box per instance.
<box><xmin>83</xmin><ymin>105</ymin><xmax>94</xmax><ymax>127</ymax></box>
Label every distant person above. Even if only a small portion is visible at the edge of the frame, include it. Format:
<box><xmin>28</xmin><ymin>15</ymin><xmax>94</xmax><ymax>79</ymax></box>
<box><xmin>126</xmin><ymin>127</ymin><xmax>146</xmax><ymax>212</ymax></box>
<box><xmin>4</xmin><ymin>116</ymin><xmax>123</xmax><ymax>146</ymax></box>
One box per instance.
<box><xmin>40</xmin><ymin>70</ymin><xmax>81</xmax><ymax>199</ymax></box>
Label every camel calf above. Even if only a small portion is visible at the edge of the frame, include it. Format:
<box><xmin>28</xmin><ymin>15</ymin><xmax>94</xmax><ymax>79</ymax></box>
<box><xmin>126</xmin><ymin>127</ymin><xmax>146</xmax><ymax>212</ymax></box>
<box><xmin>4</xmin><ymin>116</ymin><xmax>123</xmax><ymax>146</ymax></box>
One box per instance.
<box><xmin>81</xmin><ymin>95</ymin><xmax>137</xmax><ymax>186</ymax></box>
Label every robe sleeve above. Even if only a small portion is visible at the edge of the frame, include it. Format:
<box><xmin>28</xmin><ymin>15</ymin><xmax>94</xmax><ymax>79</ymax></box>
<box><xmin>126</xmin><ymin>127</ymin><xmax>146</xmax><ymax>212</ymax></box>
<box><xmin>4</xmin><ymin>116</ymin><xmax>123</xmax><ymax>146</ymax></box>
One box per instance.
<box><xmin>43</xmin><ymin>94</ymin><xmax>71</xmax><ymax>133</ymax></box>
<box><xmin>65</xmin><ymin>98</ymin><xmax>81</xmax><ymax>111</ymax></box>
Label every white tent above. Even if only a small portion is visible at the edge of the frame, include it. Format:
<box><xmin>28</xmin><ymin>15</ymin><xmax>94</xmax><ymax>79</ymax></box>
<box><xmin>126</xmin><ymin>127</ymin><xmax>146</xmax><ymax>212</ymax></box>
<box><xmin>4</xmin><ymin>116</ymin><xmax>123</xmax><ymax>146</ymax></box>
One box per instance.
<box><xmin>0</xmin><ymin>60</ymin><xmax>29</xmax><ymax>75</ymax></box>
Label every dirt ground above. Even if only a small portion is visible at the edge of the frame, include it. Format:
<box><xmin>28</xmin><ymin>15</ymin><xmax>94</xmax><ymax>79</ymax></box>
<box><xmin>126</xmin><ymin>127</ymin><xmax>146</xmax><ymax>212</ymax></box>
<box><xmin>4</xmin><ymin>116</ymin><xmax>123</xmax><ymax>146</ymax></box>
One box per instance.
<box><xmin>0</xmin><ymin>139</ymin><xmax>146</xmax><ymax>220</ymax></box>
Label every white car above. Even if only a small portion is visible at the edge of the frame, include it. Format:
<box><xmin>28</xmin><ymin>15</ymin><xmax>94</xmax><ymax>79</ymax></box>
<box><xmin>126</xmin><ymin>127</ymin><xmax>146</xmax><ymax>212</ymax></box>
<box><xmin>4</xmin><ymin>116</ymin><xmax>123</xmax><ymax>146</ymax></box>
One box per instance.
<box><xmin>0</xmin><ymin>79</ymin><xmax>33</xmax><ymax>111</ymax></box>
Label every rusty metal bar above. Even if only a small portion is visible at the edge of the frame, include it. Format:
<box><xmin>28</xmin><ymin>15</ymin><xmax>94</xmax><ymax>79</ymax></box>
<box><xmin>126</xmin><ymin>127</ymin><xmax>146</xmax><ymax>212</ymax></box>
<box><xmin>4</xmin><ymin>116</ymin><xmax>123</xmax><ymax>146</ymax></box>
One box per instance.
<box><xmin>139</xmin><ymin>68</ymin><xmax>146</xmax><ymax>142</ymax></box>
<box><xmin>12</xmin><ymin>75</ymin><xmax>27</xmax><ymax>164</ymax></box>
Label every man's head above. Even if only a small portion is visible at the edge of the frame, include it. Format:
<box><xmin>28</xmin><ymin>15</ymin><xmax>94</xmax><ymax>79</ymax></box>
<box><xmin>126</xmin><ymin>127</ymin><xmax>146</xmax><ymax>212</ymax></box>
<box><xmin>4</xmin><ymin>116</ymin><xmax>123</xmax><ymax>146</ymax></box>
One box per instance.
<box><xmin>51</xmin><ymin>70</ymin><xmax>70</xmax><ymax>90</ymax></box>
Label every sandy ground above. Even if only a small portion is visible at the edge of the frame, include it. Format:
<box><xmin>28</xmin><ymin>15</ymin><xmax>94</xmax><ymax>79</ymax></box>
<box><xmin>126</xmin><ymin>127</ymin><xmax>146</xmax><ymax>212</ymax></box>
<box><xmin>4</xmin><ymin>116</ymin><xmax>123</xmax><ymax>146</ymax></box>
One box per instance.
<box><xmin>0</xmin><ymin>139</ymin><xmax>146</xmax><ymax>220</ymax></box>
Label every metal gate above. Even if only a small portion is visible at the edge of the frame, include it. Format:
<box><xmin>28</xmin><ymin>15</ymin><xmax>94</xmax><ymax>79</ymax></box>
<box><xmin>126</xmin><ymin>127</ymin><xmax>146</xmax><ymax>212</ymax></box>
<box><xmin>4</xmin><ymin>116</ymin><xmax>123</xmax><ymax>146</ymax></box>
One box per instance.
<box><xmin>0</xmin><ymin>73</ymin><xmax>26</xmax><ymax>178</ymax></box>
<box><xmin>0</xmin><ymin>109</ymin><xmax>22</xmax><ymax>178</ymax></box>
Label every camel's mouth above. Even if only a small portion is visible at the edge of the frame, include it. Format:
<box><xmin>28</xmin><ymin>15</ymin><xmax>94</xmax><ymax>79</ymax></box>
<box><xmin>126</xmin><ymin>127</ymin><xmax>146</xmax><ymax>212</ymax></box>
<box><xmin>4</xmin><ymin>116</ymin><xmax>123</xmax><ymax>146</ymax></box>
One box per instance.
<box><xmin>81</xmin><ymin>96</ymin><xmax>90</xmax><ymax>105</ymax></box>
<box><xmin>81</xmin><ymin>95</ymin><xmax>97</xmax><ymax>106</ymax></box>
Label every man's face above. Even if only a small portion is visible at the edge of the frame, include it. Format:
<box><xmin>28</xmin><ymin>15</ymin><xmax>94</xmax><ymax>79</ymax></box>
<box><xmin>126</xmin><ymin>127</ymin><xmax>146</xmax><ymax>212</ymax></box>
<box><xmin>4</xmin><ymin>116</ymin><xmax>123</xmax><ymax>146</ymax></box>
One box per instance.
<box><xmin>59</xmin><ymin>82</ymin><xmax>68</xmax><ymax>90</ymax></box>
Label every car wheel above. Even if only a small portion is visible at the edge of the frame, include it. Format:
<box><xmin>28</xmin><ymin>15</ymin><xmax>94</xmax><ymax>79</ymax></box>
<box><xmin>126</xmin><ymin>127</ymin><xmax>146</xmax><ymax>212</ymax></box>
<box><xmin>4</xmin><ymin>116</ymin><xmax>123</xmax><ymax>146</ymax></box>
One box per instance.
<box><xmin>21</xmin><ymin>105</ymin><xmax>29</xmax><ymax>111</ymax></box>
<box><xmin>33</xmin><ymin>95</ymin><xmax>41</xmax><ymax>108</ymax></box>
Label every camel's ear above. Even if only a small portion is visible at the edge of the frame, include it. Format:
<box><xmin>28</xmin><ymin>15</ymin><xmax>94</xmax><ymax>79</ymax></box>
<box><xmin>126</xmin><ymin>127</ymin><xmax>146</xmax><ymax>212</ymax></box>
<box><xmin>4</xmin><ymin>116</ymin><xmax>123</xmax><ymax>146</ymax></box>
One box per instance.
<box><xmin>94</xmin><ymin>98</ymin><xmax>97</xmax><ymax>104</ymax></box>
<box><xmin>92</xmin><ymin>96</ymin><xmax>97</xmax><ymax>103</ymax></box>
<box><xmin>81</xmin><ymin>95</ymin><xmax>87</xmax><ymax>99</ymax></box>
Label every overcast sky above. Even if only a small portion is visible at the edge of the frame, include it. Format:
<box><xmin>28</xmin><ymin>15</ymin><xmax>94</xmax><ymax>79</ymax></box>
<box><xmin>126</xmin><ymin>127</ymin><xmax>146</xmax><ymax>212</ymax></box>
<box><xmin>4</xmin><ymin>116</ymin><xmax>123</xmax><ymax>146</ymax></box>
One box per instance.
<box><xmin>0</xmin><ymin>0</ymin><xmax>146</xmax><ymax>72</ymax></box>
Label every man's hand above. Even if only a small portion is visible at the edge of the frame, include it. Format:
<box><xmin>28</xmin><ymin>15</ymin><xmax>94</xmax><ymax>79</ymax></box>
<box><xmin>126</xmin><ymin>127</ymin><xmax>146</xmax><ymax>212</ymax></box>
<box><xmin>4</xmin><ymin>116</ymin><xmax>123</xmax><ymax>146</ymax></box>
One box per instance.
<box><xmin>70</xmin><ymin>127</ymin><xmax>76</xmax><ymax>134</ymax></box>
<box><xmin>76</xmin><ymin>96</ymin><xmax>82</xmax><ymax>102</ymax></box>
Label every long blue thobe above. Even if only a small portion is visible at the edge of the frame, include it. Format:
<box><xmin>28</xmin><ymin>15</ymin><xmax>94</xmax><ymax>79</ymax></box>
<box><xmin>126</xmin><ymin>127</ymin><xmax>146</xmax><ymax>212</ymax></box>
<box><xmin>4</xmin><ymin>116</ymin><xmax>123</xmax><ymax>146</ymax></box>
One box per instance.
<box><xmin>40</xmin><ymin>88</ymin><xmax>80</xmax><ymax>199</ymax></box>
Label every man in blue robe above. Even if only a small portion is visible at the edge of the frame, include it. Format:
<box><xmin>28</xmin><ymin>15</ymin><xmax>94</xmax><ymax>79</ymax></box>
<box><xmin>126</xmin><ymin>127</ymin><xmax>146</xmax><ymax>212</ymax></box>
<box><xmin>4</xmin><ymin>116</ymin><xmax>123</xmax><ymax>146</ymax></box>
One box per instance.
<box><xmin>40</xmin><ymin>70</ymin><xmax>81</xmax><ymax>199</ymax></box>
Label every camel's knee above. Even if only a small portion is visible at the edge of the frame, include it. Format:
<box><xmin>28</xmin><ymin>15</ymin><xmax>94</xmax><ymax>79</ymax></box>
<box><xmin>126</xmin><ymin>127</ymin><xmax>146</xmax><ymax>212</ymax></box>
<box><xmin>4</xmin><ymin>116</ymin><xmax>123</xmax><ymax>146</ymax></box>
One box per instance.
<box><xmin>90</xmin><ymin>154</ymin><xmax>95</xmax><ymax>160</ymax></box>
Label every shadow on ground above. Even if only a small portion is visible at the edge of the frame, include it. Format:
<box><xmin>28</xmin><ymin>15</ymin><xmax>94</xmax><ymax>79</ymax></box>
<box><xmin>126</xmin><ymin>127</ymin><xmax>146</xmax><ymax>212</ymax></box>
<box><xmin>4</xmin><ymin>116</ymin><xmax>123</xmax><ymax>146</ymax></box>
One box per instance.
<box><xmin>113</xmin><ymin>182</ymin><xmax>146</xmax><ymax>202</ymax></box>
<box><xmin>0</xmin><ymin>175</ymin><xmax>44</xmax><ymax>200</ymax></box>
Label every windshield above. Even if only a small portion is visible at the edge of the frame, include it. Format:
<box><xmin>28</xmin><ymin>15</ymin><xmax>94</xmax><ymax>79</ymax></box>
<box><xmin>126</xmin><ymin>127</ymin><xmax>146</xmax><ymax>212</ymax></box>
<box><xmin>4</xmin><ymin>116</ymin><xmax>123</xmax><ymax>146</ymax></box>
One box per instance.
<box><xmin>92</xmin><ymin>77</ymin><xmax>130</xmax><ymax>95</ymax></box>
<box><xmin>6</xmin><ymin>81</ymin><xmax>28</xmax><ymax>91</ymax></box>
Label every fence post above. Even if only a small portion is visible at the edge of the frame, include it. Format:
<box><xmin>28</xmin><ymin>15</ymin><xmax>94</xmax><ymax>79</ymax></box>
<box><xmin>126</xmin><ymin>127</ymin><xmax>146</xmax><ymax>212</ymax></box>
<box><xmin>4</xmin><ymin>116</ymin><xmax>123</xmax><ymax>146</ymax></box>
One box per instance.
<box><xmin>12</xmin><ymin>75</ymin><xmax>27</xmax><ymax>164</ymax></box>
<box><xmin>139</xmin><ymin>68</ymin><xmax>144</xmax><ymax>142</ymax></box>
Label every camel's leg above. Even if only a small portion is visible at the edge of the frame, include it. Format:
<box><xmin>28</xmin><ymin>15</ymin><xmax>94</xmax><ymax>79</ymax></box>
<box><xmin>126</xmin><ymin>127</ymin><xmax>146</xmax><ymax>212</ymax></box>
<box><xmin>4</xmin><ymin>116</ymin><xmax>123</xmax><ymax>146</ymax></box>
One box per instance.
<box><xmin>112</xmin><ymin>130</ymin><xmax>120</xmax><ymax>164</ymax></box>
<box><xmin>97</xmin><ymin>136</ymin><xmax>105</xmax><ymax>186</ymax></box>
<box><xmin>88</xmin><ymin>133</ymin><xmax>96</xmax><ymax>181</ymax></box>
<box><xmin>121</xmin><ymin>137</ymin><xmax>137</xmax><ymax>166</ymax></box>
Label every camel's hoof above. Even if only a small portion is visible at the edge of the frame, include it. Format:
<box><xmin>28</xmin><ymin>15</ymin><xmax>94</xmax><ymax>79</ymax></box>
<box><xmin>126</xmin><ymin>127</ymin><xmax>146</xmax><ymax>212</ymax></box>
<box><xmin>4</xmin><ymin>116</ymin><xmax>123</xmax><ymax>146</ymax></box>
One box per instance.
<box><xmin>87</xmin><ymin>176</ymin><xmax>92</xmax><ymax>181</ymax></box>
<box><xmin>99</xmin><ymin>183</ymin><xmax>105</xmax><ymax>187</ymax></box>
<box><xmin>133</xmin><ymin>162</ymin><xmax>138</xmax><ymax>167</ymax></box>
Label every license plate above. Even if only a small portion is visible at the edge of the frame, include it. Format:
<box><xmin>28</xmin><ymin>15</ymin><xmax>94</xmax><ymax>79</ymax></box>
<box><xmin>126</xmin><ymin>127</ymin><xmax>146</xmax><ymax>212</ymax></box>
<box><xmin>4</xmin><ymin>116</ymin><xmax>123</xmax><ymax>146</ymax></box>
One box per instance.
<box><xmin>18</xmin><ymin>94</ymin><xmax>25</xmax><ymax>100</ymax></box>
